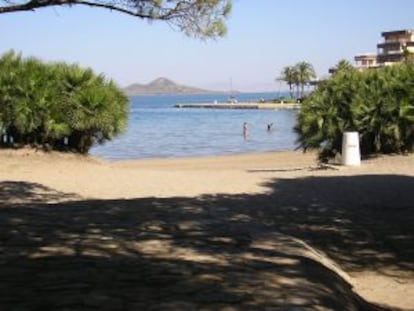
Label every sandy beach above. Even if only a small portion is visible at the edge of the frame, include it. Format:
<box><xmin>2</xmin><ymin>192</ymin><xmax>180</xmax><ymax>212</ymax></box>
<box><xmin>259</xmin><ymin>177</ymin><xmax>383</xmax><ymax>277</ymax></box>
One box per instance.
<box><xmin>1</xmin><ymin>149</ymin><xmax>413</xmax><ymax>310</ymax></box>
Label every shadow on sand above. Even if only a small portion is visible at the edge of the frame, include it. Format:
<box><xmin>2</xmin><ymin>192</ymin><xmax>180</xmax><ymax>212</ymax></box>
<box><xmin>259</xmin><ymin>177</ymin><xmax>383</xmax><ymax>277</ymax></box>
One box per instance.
<box><xmin>1</xmin><ymin>174</ymin><xmax>413</xmax><ymax>310</ymax></box>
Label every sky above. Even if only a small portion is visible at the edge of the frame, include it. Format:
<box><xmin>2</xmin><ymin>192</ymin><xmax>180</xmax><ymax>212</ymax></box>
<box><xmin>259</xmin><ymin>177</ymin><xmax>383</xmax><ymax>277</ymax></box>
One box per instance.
<box><xmin>1</xmin><ymin>0</ymin><xmax>413</xmax><ymax>92</ymax></box>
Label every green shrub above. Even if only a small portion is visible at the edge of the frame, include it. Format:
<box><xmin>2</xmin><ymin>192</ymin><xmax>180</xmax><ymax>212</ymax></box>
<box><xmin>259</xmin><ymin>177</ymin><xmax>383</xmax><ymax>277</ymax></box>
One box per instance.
<box><xmin>295</xmin><ymin>63</ymin><xmax>414</xmax><ymax>161</ymax></box>
<box><xmin>0</xmin><ymin>51</ymin><xmax>128</xmax><ymax>153</ymax></box>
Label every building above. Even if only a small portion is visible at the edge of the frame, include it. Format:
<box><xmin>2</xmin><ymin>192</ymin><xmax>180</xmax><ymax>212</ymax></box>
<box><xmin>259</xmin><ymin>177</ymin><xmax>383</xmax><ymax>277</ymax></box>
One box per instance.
<box><xmin>354</xmin><ymin>53</ymin><xmax>378</xmax><ymax>70</ymax></box>
<box><xmin>377</xmin><ymin>29</ymin><xmax>414</xmax><ymax>65</ymax></box>
<box><xmin>352</xmin><ymin>29</ymin><xmax>414</xmax><ymax>70</ymax></box>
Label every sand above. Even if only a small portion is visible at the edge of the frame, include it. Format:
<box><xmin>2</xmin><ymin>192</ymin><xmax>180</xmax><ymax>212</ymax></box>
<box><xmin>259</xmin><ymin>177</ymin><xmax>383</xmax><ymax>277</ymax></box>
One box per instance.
<box><xmin>1</xmin><ymin>148</ymin><xmax>413</xmax><ymax>310</ymax></box>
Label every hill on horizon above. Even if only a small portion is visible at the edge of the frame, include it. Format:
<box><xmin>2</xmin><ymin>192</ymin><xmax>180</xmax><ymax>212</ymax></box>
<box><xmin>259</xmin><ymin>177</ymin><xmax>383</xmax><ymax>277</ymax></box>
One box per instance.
<box><xmin>123</xmin><ymin>77</ymin><xmax>232</xmax><ymax>95</ymax></box>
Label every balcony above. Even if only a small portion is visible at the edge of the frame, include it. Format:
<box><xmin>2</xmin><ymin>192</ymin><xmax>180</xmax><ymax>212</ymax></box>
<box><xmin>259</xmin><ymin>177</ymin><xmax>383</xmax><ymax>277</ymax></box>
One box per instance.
<box><xmin>377</xmin><ymin>41</ymin><xmax>403</xmax><ymax>49</ymax></box>
<box><xmin>377</xmin><ymin>52</ymin><xmax>403</xmax><ymax>63</ymax></box>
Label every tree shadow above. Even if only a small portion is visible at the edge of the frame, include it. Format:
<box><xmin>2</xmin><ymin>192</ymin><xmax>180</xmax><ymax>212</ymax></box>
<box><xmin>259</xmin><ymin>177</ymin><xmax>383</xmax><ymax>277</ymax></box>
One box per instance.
<box><xmin>1</xmin><ymin>176</ymin><xmax>412</xmax><ymax>310</ymax></box>
<box><xmin>0</xmin><ymin>181</ymin><xmax>79</xmax><ymax>203</ymax></box>
<box><xmin>255</xmin><ymin>175</ymin><xmax>414</xmax><ymax>275</ymax></box>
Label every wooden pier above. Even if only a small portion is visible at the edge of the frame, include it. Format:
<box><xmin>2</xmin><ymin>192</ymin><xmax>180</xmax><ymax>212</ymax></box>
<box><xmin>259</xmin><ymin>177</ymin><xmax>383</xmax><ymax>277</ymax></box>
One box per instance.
<box><xmin>174</xmin><ymin>102</ymin><xmax>301</xmax><ymax>110</ymax></box>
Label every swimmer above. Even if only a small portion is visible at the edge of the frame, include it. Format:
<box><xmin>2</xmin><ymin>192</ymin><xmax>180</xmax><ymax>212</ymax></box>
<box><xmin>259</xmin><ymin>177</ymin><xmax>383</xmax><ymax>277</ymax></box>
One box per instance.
<box><xmin>267</xmin><ymin>123</ymin><xmax>274</xmax><ymax>131</ymax></box>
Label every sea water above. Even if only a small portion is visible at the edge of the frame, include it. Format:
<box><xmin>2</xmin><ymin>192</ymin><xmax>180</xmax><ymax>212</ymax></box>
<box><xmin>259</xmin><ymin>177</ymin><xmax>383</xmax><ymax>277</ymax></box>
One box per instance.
<box><xmin>90</xmin><ymin>93</ymin><xmax>298</xmax><ymax>160</ymax></box>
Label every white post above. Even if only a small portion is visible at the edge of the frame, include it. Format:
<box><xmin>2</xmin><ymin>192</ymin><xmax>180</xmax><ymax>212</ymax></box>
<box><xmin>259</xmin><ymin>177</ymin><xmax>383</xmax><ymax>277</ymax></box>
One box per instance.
<box><xmin>342</xmin><ymin>132</ymin><xmax>361</xmax><ymax>166</ymax></box>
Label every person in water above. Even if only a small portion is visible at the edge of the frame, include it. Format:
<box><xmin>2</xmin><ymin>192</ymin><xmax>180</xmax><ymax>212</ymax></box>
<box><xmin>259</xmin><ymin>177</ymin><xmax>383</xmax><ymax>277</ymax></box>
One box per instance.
<box><xmin>267</xmin><ymin>123</ymin><xmax>274</xmax><ymax>131</ymax></box>
<box><xmin>243</xmin><ymin>122</ymin><xmax>249</xmax><ymax>138</ymax></box>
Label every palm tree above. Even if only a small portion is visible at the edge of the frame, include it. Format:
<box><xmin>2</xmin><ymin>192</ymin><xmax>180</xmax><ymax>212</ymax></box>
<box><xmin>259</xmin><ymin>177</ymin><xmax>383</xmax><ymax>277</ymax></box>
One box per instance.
<box><xmin>332</xmin><ymin>59</ymin><xmax>356</xmax><ymax>75</ymax></box>
<box><xmin>296</xmin><ymin>62</ymin><xmax>414</xmax><ymax>160</ymax></box>
<box><xmin>295</xmin><ymin>61</ymin><xmax>316</xmax><ymax>99</ymax></box>
<box><xmin>295</xmin><ymin>73</ymin><xmax>356</xmax><ymax>161</ymax></box>
<box><xmin>278</xmin><ymin>66</ymin><xmax>298</xmax><ymax>99</ymax></box>
<box><xmin>0</xmin><ymin>50</ymin><xmax>128</xmax><ymax>153</ymax></box>
<box><xmin>402</xmin><ymin>46</ymin><xmax>414</xmax><ymax>64</ymax></box>
<box><xmin>55</xmin><ymin>64</ymin><xmax>128</xmax><ymax>153</ymax></box>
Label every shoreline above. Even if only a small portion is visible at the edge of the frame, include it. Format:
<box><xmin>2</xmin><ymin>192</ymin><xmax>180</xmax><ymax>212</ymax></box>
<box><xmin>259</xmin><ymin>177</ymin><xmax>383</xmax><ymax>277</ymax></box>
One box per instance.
<box><xmin>2</xmin><ymin>146</ymin><xmax>305</xmax><ymax>161</ymax></box>
<box><xmin>92</xmin><ymin>148</ymin><xmax>300</xmax><ymax>162</ymax></box>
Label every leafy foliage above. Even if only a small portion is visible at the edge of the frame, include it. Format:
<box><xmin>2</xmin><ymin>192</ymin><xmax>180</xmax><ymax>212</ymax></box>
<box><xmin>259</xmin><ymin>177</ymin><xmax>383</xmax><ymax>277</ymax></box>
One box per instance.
<box><xmin>295</xmin><ymin>63</ymin><xmax>414</xmax><ymax>161</ymax></box>
<box><xmin>0</xmin><ymin>51</ymin><xmax>128</xmax><ymax>154</ymax></box>
<box><xmin>0</xmin><ymin>0</ymin><xmax>232</xmax><ymax>39</ymax></box>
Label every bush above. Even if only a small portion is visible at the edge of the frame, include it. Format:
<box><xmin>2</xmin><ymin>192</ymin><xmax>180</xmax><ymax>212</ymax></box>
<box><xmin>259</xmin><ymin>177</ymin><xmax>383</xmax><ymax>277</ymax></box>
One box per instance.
<box><xmin>295</xmin><ymin>63</ymin><xmax>414</xmax><ymax>161</ymax></box>
<box><xmin>0</xmin><ymin>51</ymin><xmax>128</xmax><ymax>153</ymax></box>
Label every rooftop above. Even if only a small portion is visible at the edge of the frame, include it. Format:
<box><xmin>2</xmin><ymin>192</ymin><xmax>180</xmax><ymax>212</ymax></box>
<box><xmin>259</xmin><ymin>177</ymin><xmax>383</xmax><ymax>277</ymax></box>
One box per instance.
<box><xmin>381</xmin><ymin>29</ymin><xmax>414</xmax><ymax>36</ymax></box>
<box><xmin>354</xmin><ymin>53</ymin><xmax>377</xmax><ymax>60</ymax></box>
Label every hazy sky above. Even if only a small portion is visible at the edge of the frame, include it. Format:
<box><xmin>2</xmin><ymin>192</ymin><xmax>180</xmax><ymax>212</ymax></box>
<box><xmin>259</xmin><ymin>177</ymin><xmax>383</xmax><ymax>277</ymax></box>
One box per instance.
<box><xmin>1</xmin><ymin>0</ymin><xmax>413</xmax><ymax>92</ymax></box>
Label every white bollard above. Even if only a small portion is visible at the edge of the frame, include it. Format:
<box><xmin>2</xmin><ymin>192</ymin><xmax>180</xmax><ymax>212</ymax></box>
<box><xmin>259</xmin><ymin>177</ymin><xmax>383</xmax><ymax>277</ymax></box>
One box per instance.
<box><xmin>342</xmin><ymin>132</ymin><xmax>361</xmax><ymax>166</ymax></box>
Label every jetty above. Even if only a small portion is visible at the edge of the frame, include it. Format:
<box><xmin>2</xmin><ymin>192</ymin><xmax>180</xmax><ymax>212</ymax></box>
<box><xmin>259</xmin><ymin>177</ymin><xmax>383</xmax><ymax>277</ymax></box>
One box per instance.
<box><xmin>174</xmin><ymin>102</ymin><xmax>301</xmax><ymax>110</ymax></box>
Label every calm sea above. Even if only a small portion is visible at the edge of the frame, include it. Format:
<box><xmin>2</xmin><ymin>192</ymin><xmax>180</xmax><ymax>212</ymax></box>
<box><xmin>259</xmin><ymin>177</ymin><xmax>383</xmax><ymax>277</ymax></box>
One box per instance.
<box><xmin>89</xmin><ymin>92</ymin><xmax>298</xmax><ymax>160</ymax></box>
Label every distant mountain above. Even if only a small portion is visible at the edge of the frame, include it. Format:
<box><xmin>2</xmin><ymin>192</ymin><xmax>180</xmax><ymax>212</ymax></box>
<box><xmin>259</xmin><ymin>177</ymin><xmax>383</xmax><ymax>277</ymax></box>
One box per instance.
<box><xmin>123</xmin><ymin>77</ymin><xmax>231</xmax><ymax>95</ymax></box>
